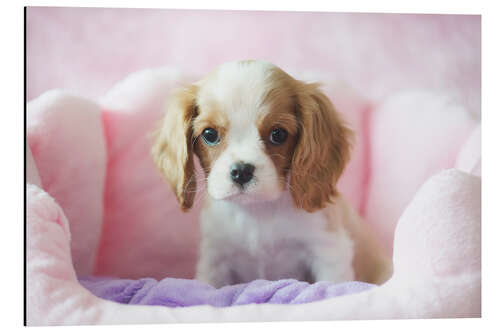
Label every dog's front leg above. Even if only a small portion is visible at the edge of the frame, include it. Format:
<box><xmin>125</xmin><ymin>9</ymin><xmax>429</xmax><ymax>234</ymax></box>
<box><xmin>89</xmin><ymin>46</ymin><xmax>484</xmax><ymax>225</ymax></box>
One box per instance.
<box><xmin>309</xmin><ymin>233</ymin><xmax>355</xmax><ymax>284</ymax></box>
<box><xmin>195</xmin><ymin>245</ymin><xmax>236</xmax><ymax>288</ymax></box>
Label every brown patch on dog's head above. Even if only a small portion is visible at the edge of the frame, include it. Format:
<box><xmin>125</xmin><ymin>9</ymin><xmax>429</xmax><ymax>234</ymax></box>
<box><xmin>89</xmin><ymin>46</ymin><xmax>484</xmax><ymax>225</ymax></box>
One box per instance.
<box><xmin>257</xmin><ymin>68</ymin><xmax>299</xmax><ymax>187</ymax></box>
<box><xmin>256</xmin><ymin>67</ymin><xmax>352</xmax><ymax>212</ymax></box>
<box><xmin>192</xmin><ymin>106</ymin><xmax>229</xmax><ymax>175</ymax></box>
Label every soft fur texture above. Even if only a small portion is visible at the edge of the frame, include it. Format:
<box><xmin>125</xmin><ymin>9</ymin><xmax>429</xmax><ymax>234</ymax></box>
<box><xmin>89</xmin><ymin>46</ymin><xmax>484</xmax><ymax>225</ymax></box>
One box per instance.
<box><xmin>152</xmin><ymin>61</ymin><xmax>385</xmax><ymax>287</ymax></box>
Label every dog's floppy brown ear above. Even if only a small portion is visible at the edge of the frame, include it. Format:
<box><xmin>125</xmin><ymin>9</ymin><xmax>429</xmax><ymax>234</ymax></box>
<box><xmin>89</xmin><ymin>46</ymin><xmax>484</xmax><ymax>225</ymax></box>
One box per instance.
<box><xmin>152</xmin><ymin>85</ymin><xmax>198</xmax><ymax>211</ymax></box>
<box><xmin>290</xmin><ymin>81</ymin><xmax>352</xmax><ymax>212</ymax></box>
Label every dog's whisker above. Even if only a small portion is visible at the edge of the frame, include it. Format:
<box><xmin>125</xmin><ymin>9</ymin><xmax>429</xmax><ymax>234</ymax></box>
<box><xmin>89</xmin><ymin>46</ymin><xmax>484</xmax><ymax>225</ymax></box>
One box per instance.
<box><xmin>191</xmin><ymin>187</ymin><xmax>207</xmax><ymax>207</ymax></box>
<box><xmin>183</xmin><ymin>173</ymin><xmax>197</xmax><ymax>194</ymax></box>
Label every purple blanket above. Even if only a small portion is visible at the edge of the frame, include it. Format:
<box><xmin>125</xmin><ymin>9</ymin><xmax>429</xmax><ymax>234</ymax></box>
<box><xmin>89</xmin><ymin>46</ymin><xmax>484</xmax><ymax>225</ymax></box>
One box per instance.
<box><xmin>79</xmin><ymin>277</ymin><xmax>374</xmax><ymax>307</ymax></box>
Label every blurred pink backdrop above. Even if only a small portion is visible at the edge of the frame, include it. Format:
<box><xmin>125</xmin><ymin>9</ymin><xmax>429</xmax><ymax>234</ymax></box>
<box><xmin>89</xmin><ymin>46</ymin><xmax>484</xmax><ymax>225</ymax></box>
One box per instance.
<box><xmin>26</xmin><ymin>7</ymin><xmax>480</xmax><ymax>116</ymax></box>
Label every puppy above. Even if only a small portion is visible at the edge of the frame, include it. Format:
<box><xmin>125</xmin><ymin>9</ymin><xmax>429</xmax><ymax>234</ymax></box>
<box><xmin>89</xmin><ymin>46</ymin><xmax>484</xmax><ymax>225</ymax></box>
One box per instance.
<box><xmin>153</xmin><ymin>60</ymin><xmax>391</xmax><ymax>288</ymax></box>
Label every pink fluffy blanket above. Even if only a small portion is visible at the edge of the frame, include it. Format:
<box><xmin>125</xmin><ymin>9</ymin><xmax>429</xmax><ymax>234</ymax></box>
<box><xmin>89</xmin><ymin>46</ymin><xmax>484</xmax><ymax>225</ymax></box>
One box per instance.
<box><xmin>26</xmin><ymin>67</ymin><xmax>481</xmax><ymax>325</ymax></box>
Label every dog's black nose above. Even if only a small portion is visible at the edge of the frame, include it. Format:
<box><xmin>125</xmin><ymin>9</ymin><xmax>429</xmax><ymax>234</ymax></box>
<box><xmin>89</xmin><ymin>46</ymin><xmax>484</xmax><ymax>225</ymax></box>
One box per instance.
<box><xmin>230</xmin><ymin>162</ymin><xmax>255</xmax><ymax>186</ymax></box>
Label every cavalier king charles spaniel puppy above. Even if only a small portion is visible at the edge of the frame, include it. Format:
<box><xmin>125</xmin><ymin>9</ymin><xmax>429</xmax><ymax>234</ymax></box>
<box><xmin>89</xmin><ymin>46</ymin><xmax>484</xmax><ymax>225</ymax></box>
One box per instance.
<box><xmin>152</xmin><ymin>60</ymin><xmax>391</xmax><ymax>288</ymax></box>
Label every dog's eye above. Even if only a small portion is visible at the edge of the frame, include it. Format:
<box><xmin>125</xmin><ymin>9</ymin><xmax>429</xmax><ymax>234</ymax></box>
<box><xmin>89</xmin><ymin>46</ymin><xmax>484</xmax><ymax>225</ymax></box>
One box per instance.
<box><xmin>269</xmin><ymin>128</ymin><xmax>288</xmax><ymax>145</ymax></box>
<box><xmin>201</xmin><ymin>127</ymin><xmax>220</xmax><ymax>146</ymax></box>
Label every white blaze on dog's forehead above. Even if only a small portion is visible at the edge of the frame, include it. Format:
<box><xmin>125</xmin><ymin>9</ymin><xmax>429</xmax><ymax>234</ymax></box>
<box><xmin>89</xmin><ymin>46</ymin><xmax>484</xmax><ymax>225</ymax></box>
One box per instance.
<box><xmin>214</xmin><ymin>62</ymin><xmax>276</xmax><ymax>158</ymax></box>
<box><xmin>197</xmin><ymin>60</ymin><xmax>275</xmax><ymax>125</ymax></box>
<box><xmin>199</xmin><ymin>61</ymin><xmax>284</xmax><ymax>202</ymax></box>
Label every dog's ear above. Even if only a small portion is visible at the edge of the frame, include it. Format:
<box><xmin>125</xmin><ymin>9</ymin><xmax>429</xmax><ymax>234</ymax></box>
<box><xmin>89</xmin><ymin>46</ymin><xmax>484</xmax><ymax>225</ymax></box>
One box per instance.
<box><xmin>290</xmin><ymin>81</ymin><xmax>352</xmax><ymax>212</ymax></box>
<box><xmin>152</xmin><ymin>85</ymin><xmax>198</xmax><ymax>211</ymax></box>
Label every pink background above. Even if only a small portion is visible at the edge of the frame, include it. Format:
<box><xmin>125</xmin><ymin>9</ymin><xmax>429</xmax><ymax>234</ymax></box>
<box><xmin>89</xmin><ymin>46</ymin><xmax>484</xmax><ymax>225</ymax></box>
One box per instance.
<box><xmin>27</xmin><ymin>7</ymin><xmax>480</xmax><ymax>116</ymax></box>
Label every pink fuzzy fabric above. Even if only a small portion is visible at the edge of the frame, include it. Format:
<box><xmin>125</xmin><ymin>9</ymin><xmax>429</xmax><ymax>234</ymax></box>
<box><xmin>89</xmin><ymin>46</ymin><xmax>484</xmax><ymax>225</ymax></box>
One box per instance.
<box><xmin>26</xmin><ymin>8</ymin><xmax>481</xmax><ymax>325</ymax></box>
<box><xmin>27</xmin><ymin>91</ymin><xmax>106</xmax><ymax>276</ymax></box>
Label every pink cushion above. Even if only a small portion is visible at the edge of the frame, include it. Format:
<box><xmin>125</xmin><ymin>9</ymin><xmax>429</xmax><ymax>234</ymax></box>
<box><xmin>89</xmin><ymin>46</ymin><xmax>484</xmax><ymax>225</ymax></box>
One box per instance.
<box><xmin>26</xmin><ymin>68</ymin><xmax>480</xmax><ymax>325</ymax></box>
<box><xmin>26</xmin><ymin>167</ymin><xmax>481</xmax><ymax>324</ymax></box>
<box><xmin>364</xmin><ymin>91</ymin><xmax>478</xmax><ymax>254</ymax></box>
<box><xmin>27</xmin><ymin>91</ymin><xmax>106</xmax><ymax>276</ymax></box>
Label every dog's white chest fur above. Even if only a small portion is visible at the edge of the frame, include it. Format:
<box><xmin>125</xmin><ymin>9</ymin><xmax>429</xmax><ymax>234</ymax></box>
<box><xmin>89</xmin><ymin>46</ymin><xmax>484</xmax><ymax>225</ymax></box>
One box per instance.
<box><xmin>196</xmin><ymin>194</ymin><xmax>355</xmax><ymax>287</ymax></box>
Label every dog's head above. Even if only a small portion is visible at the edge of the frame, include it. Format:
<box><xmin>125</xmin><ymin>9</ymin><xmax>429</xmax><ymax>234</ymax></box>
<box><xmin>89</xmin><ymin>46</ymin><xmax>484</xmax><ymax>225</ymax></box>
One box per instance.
<box><xmin>152</xmin><ymin>60</ymin><xmax>352</xmax><ymax>212</ymax></box>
